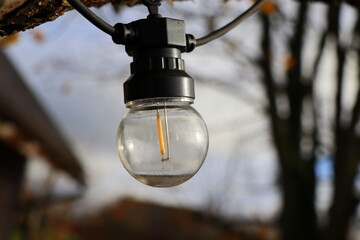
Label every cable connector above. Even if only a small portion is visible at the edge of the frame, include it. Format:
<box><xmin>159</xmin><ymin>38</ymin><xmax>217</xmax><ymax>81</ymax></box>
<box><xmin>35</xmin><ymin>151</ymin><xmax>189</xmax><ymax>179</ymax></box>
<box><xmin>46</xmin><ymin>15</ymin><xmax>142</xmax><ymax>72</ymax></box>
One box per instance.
<box><xmin>142</xmin><ymin>0</ymin><xmax>162</xmax><ymax>17</ymax></box>
<box><xmin>112</xmin><ymin>23</ymin><xmax>135</xmax><ymax>45</ymax></box>
<box><xmin>186</xmin><ymin>34</ymin><xmax>196</xmax><ymax>53</ymax></box>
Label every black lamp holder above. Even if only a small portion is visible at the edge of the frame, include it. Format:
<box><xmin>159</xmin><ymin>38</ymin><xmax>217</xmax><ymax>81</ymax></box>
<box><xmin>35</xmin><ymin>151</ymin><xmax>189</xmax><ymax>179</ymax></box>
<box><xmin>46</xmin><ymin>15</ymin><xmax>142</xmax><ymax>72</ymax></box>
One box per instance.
<box><xmin>65</xmin><ymin>0</ymin><xmax>265</xmax><ymax>104</ymax></box>
<box><xmin>114</xmin><ymin>16</ymin><xmax>196</xmax><ymax>103</ymax></box>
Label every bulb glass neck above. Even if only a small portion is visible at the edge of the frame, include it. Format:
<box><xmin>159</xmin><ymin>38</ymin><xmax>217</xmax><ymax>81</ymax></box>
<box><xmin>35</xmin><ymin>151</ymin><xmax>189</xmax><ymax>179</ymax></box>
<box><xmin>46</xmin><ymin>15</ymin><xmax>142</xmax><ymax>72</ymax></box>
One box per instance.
<box><xmin>126</xmin><ymin>97</ymin><xmax>193</xmax><ymax>109</ymax></box>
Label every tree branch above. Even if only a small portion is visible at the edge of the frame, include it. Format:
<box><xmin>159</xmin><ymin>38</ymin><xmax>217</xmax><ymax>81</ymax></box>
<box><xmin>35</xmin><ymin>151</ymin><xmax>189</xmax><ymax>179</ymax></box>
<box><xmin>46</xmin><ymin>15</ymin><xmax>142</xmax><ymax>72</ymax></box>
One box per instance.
<box><xmin>349</xmin><ymin>10</ymin><xmax>360</xmax><ymax>132</ymax></box>
<box><xmin>0</xmin><ymin>0</ymin><xmax>126</xmax><ymax>36</ymax></box>
<box><xmin>324</xmin><ymin>5</ymin><xmax>360</xmax><ymax>240</ymax></box>
<box><xmin>285</xmin><ymin>2</ymin><xmax>308</xmax><ymax>159</ymax></box>
<box><xmin>307</xmin><ymin>27</ymin><xmax>327</xmax><ymax>163</ymax></box>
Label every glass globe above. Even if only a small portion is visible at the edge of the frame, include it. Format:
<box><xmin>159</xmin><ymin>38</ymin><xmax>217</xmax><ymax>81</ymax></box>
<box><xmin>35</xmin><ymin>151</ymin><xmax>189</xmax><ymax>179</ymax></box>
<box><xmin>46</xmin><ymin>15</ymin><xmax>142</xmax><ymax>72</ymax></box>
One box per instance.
<box><xmin>116</xmin><ymin>97</ymin><xmax>209</xmax><ymax>187</ymax></box>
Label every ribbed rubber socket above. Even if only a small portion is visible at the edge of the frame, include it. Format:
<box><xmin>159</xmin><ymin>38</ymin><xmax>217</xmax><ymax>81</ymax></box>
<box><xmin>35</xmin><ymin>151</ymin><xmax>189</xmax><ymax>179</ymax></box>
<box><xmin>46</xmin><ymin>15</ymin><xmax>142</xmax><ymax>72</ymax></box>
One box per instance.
<box><xmin>123</xmin><ymin>48</ymin><xmax>195</xmax><ymax>104</ymax></box>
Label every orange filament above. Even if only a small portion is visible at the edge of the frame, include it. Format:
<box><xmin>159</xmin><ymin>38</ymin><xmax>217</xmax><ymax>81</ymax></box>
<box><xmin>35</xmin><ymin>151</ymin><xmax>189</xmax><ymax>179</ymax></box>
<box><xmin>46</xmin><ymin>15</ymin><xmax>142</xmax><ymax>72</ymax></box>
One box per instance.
<box><xmin>157</xmin><ymin>112</ymin><xmax>166</xmax><ymax>157</ymax></box>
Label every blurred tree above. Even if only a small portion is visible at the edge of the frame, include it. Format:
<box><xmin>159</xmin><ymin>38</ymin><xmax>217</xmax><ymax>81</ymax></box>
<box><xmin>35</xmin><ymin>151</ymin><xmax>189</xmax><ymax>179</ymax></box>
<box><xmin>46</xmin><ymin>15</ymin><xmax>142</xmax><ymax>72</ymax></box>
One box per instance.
<box><xmin>187</xmin><ymin>1</ymin><xmax>360</xmax><ymax>239</ymax></box>
<box><xmin>258</xmin><ymin>2</ymin><xmax>360</xmax><ymax>240</ymax></box>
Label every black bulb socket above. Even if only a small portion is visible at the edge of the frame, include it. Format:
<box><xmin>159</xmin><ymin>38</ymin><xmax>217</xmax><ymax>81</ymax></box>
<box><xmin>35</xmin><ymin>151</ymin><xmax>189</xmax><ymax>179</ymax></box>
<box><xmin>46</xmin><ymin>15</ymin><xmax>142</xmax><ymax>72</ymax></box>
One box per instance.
<box><xmin>123</xmin><ymin>47</ymin><xmax>194</xmax><ymax>104</ymax></box>
<box><xmin>121</xmin><ymin>17</ymin><xmax>195</xmax><ymax>104</ymax></box>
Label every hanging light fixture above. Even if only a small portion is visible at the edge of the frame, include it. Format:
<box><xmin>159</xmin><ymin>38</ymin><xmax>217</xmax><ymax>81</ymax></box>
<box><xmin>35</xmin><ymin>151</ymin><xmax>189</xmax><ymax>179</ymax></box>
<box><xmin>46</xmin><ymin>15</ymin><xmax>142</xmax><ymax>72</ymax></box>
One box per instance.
<box><xmin>113</xmin><ymin>4</ymin><xmax>208</xmax><ymax>187</ymax></box>
<box><xmin>66</xmin><ymin>0</ymin><xmax>265</xmax><ymax>187</ymax></box>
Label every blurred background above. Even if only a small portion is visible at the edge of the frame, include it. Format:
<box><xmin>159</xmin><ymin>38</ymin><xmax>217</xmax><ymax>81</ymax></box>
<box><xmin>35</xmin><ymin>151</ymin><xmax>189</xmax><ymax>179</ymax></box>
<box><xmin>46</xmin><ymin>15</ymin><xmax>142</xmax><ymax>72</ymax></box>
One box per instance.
<box><xmin>1</xmin><ymin>0</ymin><xmax>360</xmax><ymax>239</ymax></box>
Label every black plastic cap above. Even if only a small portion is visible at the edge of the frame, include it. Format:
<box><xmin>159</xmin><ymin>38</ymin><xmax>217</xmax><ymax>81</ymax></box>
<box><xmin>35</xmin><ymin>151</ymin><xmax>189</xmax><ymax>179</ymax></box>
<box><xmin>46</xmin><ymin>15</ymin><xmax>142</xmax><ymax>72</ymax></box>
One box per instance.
<box><xmin>125</xmin><ymin>17</ymin><xmax>188</xmax><ymax>55</ymax></box>
<box><xmin>186</xmin><ymin>34</ymin><xmax>196</xmax><ymax>52</ymax></box>
<box><xmin>112</xmin><ymin>23</ymin><xmax>134</xmax><ymax>45</ymax></box>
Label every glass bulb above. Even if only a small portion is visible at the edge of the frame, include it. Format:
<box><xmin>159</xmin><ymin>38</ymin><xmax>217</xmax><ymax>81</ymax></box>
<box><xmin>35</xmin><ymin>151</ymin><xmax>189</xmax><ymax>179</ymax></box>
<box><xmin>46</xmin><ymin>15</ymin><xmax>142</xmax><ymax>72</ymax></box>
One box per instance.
<box><xmin>116</xmin><ymin>97</ymin><xmax>209</xmax><ymax>187</ymax></box>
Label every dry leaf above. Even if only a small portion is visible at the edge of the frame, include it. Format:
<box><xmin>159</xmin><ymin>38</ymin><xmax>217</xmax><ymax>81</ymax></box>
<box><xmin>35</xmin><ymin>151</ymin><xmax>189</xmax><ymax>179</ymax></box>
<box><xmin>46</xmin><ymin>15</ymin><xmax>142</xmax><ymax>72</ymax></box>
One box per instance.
<box><xmin>0</xmin><ymin>33</ymin><xmax>19</xmax><ymax>47</ymax></box>
<box><xmin>261</xmin><ymin>0</ymin><xmax>277</xmax><ymax>16</ymax></box>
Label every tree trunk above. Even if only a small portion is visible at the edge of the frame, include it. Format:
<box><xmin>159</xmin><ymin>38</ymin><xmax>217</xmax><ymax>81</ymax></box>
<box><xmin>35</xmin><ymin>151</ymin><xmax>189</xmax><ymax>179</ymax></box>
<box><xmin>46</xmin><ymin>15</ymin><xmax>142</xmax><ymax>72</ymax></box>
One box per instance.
<box><xmin>280</xmin><ymin>161</ymin><xmax>318</xmax><ymax>240</ymax></box>
<box><xmin>260</xmin><ymin>3</ymin><xmax>319</xmax><ymax>239</ymax></box>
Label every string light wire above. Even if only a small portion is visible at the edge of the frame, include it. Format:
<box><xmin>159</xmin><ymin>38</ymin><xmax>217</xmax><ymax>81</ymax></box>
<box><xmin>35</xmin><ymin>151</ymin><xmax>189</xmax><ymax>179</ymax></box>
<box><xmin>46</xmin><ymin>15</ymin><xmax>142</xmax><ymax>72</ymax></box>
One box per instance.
<box><xmin>66</xmin><ymin>0</ymin><xmax>266</xmax><ymax>47</ymax></box>
<box><xmin>195</xmin><ymin>0</ymin><xmax>267</xmax><ymax>47</ymax></box>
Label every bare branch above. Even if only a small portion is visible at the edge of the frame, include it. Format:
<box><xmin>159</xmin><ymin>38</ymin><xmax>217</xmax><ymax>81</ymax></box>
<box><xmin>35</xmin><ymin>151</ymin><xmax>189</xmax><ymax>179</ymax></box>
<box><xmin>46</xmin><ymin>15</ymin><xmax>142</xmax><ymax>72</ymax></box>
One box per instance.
<box><xmin>285</xmin><ymin>2</ymin><xmax>308</xmax><ymax>158</ymax></box>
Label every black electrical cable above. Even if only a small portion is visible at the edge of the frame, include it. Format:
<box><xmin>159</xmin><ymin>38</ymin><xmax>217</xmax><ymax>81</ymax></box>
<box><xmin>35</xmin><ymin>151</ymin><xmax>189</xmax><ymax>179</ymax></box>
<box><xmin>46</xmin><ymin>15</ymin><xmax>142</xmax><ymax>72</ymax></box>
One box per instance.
<box><xmin>195</xmin><ymin>0</ymin><xmax>266</xmax><ymax>47</ymax></box>
<box><xmin>66</xmin><ymin>0</ymin><xmax>115</xmax><ymax>36</ymax></box>
<box><xmin>66</xmin><ymin>0</ymin><xmax>264</xmax><ymax>47</ymax></box>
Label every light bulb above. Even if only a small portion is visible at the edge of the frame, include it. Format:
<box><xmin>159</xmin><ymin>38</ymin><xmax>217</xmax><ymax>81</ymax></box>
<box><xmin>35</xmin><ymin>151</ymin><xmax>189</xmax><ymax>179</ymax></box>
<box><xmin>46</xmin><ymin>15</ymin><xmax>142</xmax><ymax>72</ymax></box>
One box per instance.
<box><xmin>116</xmin><ymin>97</ymin><xmax>209</xmax><ymax>187</ymax></box>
